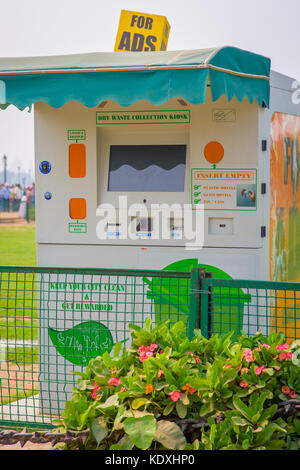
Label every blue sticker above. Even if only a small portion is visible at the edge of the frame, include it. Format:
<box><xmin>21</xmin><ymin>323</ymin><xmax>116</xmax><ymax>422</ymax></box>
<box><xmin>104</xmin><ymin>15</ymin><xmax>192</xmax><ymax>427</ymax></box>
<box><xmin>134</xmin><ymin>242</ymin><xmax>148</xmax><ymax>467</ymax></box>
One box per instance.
<box><xmin>44</xmin><ymin>192</ymin><xmax>52</xmax><ymax>200</ymax></box>
<box><xmin>39</xmin><ymin>161</ymin><xmax>51</xmax><ymax>174</ymax></box>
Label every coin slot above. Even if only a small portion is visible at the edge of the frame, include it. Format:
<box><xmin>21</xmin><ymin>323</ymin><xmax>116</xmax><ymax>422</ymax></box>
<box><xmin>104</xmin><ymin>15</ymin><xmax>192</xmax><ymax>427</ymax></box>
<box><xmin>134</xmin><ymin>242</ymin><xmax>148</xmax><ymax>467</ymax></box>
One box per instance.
<box><xmin>208</xmin><ymin>218</ymin><xmax>233</xmax><ymax>235</ymax></box>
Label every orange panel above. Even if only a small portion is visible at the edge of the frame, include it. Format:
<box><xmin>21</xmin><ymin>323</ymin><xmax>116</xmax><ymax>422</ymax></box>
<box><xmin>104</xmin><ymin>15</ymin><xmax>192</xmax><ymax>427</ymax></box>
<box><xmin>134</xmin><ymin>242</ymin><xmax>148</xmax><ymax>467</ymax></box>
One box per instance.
<box><xmin>69</xmin><ymin>198</ymin><xmax>87</xmax><ymax>219</ymax></box>
<box><xmin>69</xmin><ymin>144</ymin><xmax>86</xmax><ymax>178</ymax></box>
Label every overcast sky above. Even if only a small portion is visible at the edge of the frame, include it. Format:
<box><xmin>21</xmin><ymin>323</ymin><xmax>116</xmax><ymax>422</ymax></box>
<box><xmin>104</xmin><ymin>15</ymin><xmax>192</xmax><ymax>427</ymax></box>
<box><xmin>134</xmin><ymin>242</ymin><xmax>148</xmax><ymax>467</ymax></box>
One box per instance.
<box><xmin>0</xmin><ymin>0</ymin><xmax>299</xmax><ymax>177</ymax></box>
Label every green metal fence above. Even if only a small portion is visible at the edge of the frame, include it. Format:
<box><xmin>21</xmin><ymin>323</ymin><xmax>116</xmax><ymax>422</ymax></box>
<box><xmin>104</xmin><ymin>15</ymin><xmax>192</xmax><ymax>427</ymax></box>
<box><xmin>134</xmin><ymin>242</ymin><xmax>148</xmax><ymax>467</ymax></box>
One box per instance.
<box><xmin>200</xmin><ymin>277</ymin><xmax>300</xmax><ymax>342</ymax></box>
<box><xmin>1</xmin><ymin>266</ymin><xmax>300</xmax><ymax>429</ymax></box>
<box><xmin>0</xmin><ymin>266</ymin><xmax>196</xmax><ymax>428</ymax></box>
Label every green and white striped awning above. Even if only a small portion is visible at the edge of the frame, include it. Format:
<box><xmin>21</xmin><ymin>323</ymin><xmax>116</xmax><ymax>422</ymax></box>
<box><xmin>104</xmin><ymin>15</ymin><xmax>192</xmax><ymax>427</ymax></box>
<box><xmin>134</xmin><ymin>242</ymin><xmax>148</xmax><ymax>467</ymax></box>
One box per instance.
<box><xmin>0</xmin><ymin>46</ymin><xmax>271</xmax><ymax>110</ymax></box>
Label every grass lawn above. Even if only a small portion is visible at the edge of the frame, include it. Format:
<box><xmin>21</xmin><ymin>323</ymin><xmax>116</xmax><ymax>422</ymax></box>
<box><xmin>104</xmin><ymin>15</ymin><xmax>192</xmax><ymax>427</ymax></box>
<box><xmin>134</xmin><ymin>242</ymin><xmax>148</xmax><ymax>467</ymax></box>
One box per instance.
<box><xmin>0</xmin><ymin>224</ymin><xmax>38</xmax><ymax>407</ymax></box>
<box><xmin>0</xmin><ymin>223</ymin><xmax>37</xmax><ymax>266</ymax></box>
<box><xmin>0</xmin><ymin>223</ymin><xmax>38</xmax><ymax>344</ymax></box>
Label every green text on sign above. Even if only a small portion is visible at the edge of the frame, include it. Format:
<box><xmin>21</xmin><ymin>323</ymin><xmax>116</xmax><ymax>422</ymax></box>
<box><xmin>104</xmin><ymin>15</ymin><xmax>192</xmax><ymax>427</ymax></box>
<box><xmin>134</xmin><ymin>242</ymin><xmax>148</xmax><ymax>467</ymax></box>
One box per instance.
<box><xmin>68</xmin><ymin>222</ymin><xmax>87</xmax><ymax>233</ymax></box>
<box><xmin>67</xmin><ymin>129</ymin><xmax>86</xmax><ymax>141</ymax></box>
<box><xmin>96</xmin><ymin>110</ymin><xmax>190</xmax><ymax>125</ymax></box>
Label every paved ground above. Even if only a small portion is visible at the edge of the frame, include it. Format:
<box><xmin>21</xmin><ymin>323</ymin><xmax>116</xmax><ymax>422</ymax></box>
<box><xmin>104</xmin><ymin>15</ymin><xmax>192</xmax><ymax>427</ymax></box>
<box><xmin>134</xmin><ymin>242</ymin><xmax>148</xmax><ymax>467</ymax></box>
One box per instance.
<box><xmin>0</xmin><ymin>211</ymin><xmax>27</xmax><ymax>224</ymax></box>
<box><xmin>0</xmin><ymin>441</ymin><xmax>52</xmax><ymax>450</ymax></box>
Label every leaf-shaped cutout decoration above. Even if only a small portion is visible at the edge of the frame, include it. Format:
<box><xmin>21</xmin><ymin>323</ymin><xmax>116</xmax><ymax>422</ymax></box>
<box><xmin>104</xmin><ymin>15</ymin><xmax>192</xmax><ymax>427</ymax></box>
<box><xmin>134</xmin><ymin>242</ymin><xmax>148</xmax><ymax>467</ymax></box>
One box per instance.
<box><xmin>48</xmin><ymin>321</ymin><xmax>114</xmax><ymax>366</ymax></box>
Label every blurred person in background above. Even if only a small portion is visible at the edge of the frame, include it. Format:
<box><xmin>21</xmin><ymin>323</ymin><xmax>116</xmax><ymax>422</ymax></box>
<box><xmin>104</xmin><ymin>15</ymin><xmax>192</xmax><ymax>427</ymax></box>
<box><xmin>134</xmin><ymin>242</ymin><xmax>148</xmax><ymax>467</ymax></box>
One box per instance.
<box><xmin>31</xmin><ymin>183</ymin><xmax>35</xmax><ymax>207</ymax></box>
<box><xmin>0</xmin><ymin>183</ymin><xmax>11</xmax><ymax>212</ymax></box>
<box><xmin>0</xmin><ymin>183</ymin><xmax>4</xmax><ymax>211</ymax></box>
<box><xmin>19</xmin><ymin>187</ymin><xmax>27</xmax><ymax>219</ymax></box>
<box><xmin>13</xmin><ymin>184</ymin><xmax>22</xmax><ymax>211</ymax></box>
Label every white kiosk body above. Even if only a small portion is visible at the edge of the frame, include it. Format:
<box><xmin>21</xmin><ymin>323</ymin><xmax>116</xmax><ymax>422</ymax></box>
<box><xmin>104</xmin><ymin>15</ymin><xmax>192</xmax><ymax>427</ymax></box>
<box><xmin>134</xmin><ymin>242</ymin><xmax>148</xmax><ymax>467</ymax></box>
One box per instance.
<box><xmin>34</xmin><ymin>71</ymin><xmax>300</xmax><ymax>282</ymax></box>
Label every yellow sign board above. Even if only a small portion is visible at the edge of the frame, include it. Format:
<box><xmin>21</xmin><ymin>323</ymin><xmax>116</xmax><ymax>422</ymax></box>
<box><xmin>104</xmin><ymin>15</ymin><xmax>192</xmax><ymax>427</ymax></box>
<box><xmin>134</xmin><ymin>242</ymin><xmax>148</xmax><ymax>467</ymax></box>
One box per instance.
<box><xmin>114</xmin><ymin>10</ymin><xmax>170</xmax><ymax>52</ymax></box>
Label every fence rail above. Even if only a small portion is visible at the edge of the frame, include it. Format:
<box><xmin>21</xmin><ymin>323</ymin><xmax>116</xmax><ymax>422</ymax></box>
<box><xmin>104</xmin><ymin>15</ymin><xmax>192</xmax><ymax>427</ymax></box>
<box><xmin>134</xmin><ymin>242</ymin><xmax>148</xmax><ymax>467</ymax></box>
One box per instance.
<box><xmin>0</xmin><ymin>266</ymin><xmax>300</xmax><ymax>429</ymax></box>
<box><xmin>199</xmin><ymin>277</ymin><xmax>300</xmax><ymax>342</ymax></box>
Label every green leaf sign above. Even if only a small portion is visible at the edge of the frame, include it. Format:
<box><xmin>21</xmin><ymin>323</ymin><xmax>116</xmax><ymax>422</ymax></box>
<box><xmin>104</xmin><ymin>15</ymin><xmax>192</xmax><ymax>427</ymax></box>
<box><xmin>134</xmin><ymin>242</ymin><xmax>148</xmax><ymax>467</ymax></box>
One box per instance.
<box><xmin>48</xmin><ymin>321</ymin><xmax>114</xmax><ymax>366</ymax></box>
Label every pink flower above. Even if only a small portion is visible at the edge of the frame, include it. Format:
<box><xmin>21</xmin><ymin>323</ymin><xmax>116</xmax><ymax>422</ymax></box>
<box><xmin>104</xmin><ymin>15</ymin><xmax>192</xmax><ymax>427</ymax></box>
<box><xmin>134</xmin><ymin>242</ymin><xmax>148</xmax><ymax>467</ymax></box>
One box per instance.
<box><xmin>276</xmin><ymin>343</ymin><xmax>290</xmax><ymax>351</ymax></box>
<box><xmin>120</xmin><ymin>386</ymin><xmax>126</xmax><ymax>393</ymax></box>
<box><xmin>240</xmin><ymin>380</ymin><xmax>249</xmax><ymax>388</ymax></box>
<box><xmin>281</xmin><ymin>385</ymin><xmax>290</xmax><ymax>395</ymax></box>
<box><xmin>139</xmin><ymin>351</ymin><xmax>153</xmax><ymax>362</ymax></box>
<box><xmin>139</xmin><ymin>353</ymin><xmax>147</xmax><ymax>362</ymax></box>
<box><xmin>241</xmin><ymin>367</ymin><xmax>249</xmax><ymax>375</ymax></box>
<box><xmin>289</xmin><ymin>390</ymin><xmax>297</xmax><ymax>399</ymax></box>
<box><xmin>138</xmin><ymin>344</ymin><xmax>156</xmax><ymax>362</ymax></box>
<box><xmin>261</xmin><ymin>344</ymin><xmax>270</xmax><ymax>350</ymax></box>
<box><xmin>108</xmin><ymin>376</ymin><xmax>121</xmax><ymax>386</ymax></box>
<box><xmin>169</xmin><ymin>390</ymin><xmax>181</xmax><ymax>402</ymax></box>
<box><xmin>243</xmin><ymin>349</ymin><xmax>255</xmax><ymax>363</ymax></box>
<box><xmin>158</xmin><ymin>369</ymin><xmax>164</xmax><ymax>378</ymax></box>
<box><xmin>255</xmin><ymin>365</ymin><xmax>266</xmax><ymax>376</ymax></box>
<box><xmin>145</xmin><ymin>351</ymin><xmax>153</xmax><ymax>357</ymax></box>
<box><xmin>223</xmin><ymin>364</ymin><xmax>232</xmax><ymax>369</ymax></box>
<box><xmin>91</xmin><ymin>381</ymin><xmax>101</xmax><ymax>399</ymax></box>
<box><xmin>279</xmin><ymin>352</ymin><xmax>293</xmax><ymax>360</ymax></box>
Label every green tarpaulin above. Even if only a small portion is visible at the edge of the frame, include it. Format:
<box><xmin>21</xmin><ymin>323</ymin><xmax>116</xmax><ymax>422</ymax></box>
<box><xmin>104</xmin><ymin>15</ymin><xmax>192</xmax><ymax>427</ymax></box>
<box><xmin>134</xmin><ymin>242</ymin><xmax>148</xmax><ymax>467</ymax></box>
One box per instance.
<box><xmin>0</xmin><ymin>46</ymin><xmax>271</xmax><ymax>110</ymax></box>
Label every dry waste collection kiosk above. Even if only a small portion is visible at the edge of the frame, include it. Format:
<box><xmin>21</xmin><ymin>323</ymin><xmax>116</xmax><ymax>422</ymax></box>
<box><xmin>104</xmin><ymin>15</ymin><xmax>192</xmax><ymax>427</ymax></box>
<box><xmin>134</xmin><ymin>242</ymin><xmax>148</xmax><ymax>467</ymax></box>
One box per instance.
<box><xmin>0</xmin><ymin>46</ymin><xmax>299</xmax><ymax>411</ymax></box>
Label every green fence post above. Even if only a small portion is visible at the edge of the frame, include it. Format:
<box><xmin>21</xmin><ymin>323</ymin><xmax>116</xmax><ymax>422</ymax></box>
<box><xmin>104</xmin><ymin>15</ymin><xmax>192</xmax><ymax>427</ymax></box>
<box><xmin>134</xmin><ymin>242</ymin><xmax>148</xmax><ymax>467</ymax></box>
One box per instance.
<box><xmin>25</xmin><ymin>201</ymin><xmax>29</xmax><ymax>223</ymax></box>
<box><xmin>189</xmin><ymin>268</ymin><xmax>205</xmax><ymax>339</ymax></box>
<box><xmin>205</xmin><ymin>272</ymin><xmax>213</xmax><ymax>338</ymax></box>
<box><xmin>200</xmin><ymin>274</ymin><xmax>213</xmax><ymax>339</ymax></box>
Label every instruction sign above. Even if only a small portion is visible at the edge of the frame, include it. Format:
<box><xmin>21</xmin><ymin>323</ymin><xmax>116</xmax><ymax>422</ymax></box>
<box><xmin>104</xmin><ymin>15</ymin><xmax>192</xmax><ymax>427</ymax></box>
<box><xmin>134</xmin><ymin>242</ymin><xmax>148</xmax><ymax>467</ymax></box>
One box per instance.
<box><xmin>192</xmin><ymin>168</ymin><xmax>257</xmax><ymax>211</ymax></box>
<box><xmin>96</xmin><ymin>110</ymin><xmax>190</xmax><ymax>125</ymax></box>
<box><xmin>67</xmin><ymin>129</ymin><xmax>86</xmax><ymax>141</ymax></box>
<box><xmin>114</xmin><ymin>10</ymin><xmax>170</xmax><ymax>52</ymax></box>
<box><xmin>68</xmin><ymin>222</ymin><xmax>87</xmax><ymax>233</ymax></box>
<box><xmin>39</xmin><ymin>273</ymin><xmax>153</xmax><ymax>367</ymax></box>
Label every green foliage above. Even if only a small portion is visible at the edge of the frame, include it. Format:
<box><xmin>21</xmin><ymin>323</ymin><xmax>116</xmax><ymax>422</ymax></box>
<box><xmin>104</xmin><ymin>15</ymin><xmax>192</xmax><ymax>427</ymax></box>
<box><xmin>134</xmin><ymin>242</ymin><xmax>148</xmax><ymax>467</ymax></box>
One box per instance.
<box><xmin>53</xmin><ymin>321</ymin><xmax>300</xmax><ymax>450</ymax></box>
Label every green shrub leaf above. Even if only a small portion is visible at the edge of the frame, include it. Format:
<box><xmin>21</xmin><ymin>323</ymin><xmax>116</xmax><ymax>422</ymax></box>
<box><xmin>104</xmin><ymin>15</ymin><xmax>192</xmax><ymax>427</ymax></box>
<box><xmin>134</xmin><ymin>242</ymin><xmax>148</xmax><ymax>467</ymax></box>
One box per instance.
<box><xmin>132</xmin><ymin>397</ymin><xmax>149</xmax><ymax>410</ymax></box>
<box><xmin>91</xmin><ymin>417</ymin><xmax>108</xmax><ymax>446</ymax></box>
<box><xmin>232</xmin><ymin>395</ymin><xmax>253</xmax><ymax>422</ymax></box>
<box><xmin>176</xmin><ymin>401</ymin><xmax>187</xmax><ymax>419</ymax></box>
<box><xmin>154</xmin><ymin>420</ymin><xmax>186</xmax><ymax>450</ymax></box>
<box><xmin>163</xmin><ymin>402</ymin><xmax>175</xmax><ymax>416</ymax></box>
<box><xmin>123</xmin><ymin>415</ymin><xmax>156</xmax><ymax>449</ymax></box>
<box><xmin>231</xmin><ymin>416</ymin><xmax>249</xmax><ymax>427</ymax></box>
<box><xmin>97</xmin><ymin>394</ymin><xmax>119</xmax><ymax>409</ymax></box>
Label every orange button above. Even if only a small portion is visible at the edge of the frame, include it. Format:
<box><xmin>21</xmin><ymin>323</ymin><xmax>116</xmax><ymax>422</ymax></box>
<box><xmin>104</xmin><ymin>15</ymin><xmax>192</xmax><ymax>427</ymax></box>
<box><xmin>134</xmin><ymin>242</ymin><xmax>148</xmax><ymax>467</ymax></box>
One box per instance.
<box><xmin>69</xmin><ymin>198</ymin><xmax>86</xmax><ymax>219</ymax></box>
<box><xmin>204</xmin><ymin>141</ymin><xmax>224</xmax><ymax>164</ymax></box>
<box><xmin>69</xmin><ymin>144</ymin><xmax>86</xmax><ymax>178</ymax></box>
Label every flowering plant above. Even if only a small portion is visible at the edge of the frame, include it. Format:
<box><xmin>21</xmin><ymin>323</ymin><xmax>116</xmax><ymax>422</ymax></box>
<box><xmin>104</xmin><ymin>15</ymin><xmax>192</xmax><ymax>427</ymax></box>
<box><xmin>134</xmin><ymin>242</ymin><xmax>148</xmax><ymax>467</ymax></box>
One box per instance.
<box><xmin>53</xmin><ymin>320</ymin><xmax>300</xmax><ymax>450</ymax></box>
